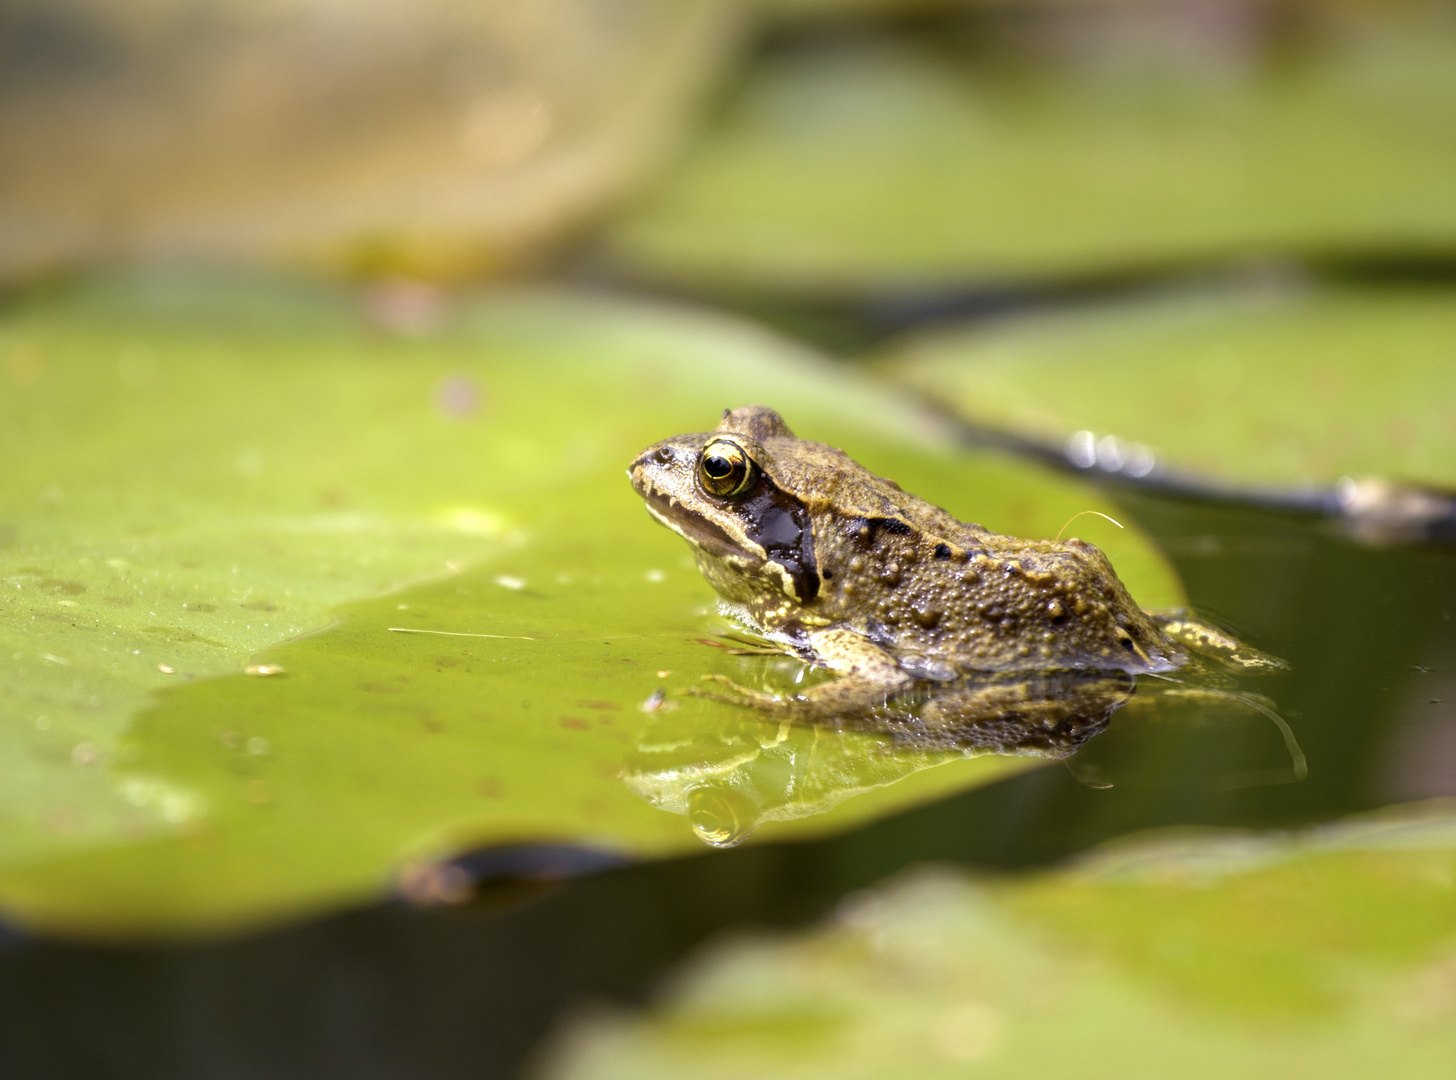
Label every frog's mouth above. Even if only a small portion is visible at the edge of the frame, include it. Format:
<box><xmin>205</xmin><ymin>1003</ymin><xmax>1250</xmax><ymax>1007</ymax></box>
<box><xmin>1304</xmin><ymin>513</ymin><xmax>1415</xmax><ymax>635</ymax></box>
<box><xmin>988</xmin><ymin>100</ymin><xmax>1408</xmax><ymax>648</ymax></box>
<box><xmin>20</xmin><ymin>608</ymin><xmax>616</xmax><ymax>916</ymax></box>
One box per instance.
<box><xmin>637</xmin><ymin>483</ymin><xmax>758</xmax><ymax>566</ymax></box>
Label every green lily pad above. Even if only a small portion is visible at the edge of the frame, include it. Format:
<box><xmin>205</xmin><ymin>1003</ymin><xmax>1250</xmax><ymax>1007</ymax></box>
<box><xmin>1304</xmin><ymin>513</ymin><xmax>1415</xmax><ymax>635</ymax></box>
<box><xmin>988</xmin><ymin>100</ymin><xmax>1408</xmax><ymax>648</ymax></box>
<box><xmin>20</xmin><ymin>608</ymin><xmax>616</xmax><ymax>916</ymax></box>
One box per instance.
<box><xmin>538</xmin><ymin>802</ymin><xmax>1456</xmax><ymax>1079</ymax></box>
<box><xmin>877</xmin><ymin>283</ymin><xmax>1456</xmax><ymax>491</ymax></box>
<box><xmin>599</xmin><ymin>19</ymin><xmax>1456</xmax><ymax>296</ymax></box>
<box><xmin>0</xmin><ymin>274</ymin><xmax>1180</xmax><ymax>937</ymax></box>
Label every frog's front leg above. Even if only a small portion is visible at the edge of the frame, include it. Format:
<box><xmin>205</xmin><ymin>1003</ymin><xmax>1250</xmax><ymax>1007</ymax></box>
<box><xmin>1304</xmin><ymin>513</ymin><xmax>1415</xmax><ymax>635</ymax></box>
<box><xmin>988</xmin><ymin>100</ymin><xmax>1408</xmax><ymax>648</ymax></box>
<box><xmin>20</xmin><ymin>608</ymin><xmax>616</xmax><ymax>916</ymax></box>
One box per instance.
<box><xmin>691</xmin><ymin>628</ymin><xmax>914</xmax><ymax>720</ymax></box>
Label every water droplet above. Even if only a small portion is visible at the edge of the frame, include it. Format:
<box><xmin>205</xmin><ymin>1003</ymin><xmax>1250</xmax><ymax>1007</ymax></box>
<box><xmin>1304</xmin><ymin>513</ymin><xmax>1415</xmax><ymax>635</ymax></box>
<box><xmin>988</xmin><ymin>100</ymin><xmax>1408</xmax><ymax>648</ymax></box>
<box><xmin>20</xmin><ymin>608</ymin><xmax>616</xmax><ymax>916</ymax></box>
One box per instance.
<box><xmin>686</xmin><ymin>786</ymin><xmax>755</xmax><ymax>849</ymax></box>
<box><xmin>1123</xmin><ymin>442</ymin><xmax>1156</xmax><ymax>477</ymax></box>
<box><xmin>1095</xmin><ymin>435</ymin><xmax>1124</xmax><ymax>471</ymax></box>
<box><xmin>1065</xmin><ymin>430</ymin><xmax>1097</xmax><ymax>468</ymax></box>
<box><xmin>494</xmin><ymin>575</ymin><xmax>526</xmax><ymax>591</ymax></box>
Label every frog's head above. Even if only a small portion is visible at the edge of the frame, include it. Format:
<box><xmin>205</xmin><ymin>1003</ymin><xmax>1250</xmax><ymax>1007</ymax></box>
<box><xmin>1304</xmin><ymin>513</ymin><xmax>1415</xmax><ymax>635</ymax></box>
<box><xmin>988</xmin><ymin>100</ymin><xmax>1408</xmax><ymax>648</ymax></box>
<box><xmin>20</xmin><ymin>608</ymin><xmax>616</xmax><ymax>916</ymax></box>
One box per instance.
<box><xmin>629</xmin><ymin>406</ymin><xmax>820</xmax><ymax>614</ymax></box>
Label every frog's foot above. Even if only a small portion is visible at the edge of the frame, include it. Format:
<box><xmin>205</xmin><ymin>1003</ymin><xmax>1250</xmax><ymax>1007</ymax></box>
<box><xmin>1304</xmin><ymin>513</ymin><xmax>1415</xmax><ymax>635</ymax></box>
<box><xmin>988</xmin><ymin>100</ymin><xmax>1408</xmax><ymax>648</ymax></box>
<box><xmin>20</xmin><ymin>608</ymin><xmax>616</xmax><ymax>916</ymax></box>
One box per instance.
<box><xmin>688</xmin><ymin>674</ymin><xmax>790</xmax><ymax>710</ymax></box>
<box><xmin>1150</xmin><ymin>609</ymin><xmax>1288</xmax><ymax>673</ymax></box>
<box><xmin>689</xmin><ymin>631</ymin><xmax>917</xmax><ymax>722</ymax></box>
<box><xmin>698</xmin><ymin>636</ymin><xmax>791</xmax><ymax>658</ymax></box>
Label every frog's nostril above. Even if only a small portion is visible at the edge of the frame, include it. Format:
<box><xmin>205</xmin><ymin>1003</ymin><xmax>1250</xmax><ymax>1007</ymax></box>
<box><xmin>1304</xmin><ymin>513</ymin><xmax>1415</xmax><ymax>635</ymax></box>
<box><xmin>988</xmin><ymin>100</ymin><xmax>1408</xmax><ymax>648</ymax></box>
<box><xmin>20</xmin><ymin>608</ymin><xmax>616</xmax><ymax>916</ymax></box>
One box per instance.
<box><xmin>654</xmin><ymin>447</ymin><xmax>673</xmax><ymax>464</ymax></box>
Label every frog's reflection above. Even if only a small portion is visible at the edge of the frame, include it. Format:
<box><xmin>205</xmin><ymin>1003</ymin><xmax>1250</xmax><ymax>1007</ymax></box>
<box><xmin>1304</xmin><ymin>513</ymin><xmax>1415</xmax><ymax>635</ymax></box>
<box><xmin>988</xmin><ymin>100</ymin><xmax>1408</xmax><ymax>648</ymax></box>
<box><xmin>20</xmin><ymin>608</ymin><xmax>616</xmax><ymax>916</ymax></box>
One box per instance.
<box><xmin>624</xmin><ymin>670</ymin><xmax>1134</xmax><ymax>848</ymax></box>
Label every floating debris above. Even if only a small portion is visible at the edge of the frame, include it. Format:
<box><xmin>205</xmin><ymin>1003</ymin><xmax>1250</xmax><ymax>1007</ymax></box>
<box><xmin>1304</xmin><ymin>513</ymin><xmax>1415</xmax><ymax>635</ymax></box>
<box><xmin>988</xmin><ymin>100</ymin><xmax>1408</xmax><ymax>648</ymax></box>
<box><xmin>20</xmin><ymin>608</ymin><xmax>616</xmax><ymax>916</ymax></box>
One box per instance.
<box><xmin>244</xmin><ymin>664</ymin><xmax>285</xmax><ymax>676</ymax></box>
<box><xmin>639</xmin><ymin>688</ymin><xmax>677</xmax><ymax>713</ymax></box>
<box><xmin>157</xmin><ymin>663</ymin><xmax>175</xmax><ymax>674</ymax></box>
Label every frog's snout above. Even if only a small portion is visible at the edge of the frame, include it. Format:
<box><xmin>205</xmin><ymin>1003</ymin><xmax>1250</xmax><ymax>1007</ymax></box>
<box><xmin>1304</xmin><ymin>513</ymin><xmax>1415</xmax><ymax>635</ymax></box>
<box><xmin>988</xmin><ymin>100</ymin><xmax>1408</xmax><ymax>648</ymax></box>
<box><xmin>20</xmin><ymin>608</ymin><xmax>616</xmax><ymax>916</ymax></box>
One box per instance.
<box><xmin>629</xmin><ymin>443</ymin><xmax>688</xmax><ymax>499</ymax></box>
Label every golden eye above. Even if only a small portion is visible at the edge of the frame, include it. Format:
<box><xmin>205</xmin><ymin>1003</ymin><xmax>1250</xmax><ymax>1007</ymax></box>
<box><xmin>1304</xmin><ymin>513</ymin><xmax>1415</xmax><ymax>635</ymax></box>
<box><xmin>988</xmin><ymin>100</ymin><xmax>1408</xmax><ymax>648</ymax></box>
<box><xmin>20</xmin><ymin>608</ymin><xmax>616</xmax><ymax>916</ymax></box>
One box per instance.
<box><xmin>698</xmin><ymin>440</ymin><xmax>754</xmax><ymax>498</ymax></box>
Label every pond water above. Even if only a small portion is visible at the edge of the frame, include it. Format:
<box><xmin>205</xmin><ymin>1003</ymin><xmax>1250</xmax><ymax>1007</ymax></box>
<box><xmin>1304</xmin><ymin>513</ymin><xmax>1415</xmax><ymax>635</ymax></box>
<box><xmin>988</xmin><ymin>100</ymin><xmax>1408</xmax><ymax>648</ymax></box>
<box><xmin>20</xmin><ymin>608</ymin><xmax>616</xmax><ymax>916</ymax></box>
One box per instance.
<box><xmin>3</xmin><ymin>488</ymin><xmax>1450</xmax><ymax>1078</ymax></box>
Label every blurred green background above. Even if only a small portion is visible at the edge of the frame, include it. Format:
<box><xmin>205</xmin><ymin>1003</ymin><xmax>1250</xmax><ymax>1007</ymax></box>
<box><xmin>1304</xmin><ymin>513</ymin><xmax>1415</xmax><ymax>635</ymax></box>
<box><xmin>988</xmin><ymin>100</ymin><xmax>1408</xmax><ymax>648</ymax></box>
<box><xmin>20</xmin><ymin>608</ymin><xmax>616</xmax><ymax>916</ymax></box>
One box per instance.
<box><xmin>2</xmin><ymin>1</ymin><xmax>1455</xmax><ymax>1077</ymax></box>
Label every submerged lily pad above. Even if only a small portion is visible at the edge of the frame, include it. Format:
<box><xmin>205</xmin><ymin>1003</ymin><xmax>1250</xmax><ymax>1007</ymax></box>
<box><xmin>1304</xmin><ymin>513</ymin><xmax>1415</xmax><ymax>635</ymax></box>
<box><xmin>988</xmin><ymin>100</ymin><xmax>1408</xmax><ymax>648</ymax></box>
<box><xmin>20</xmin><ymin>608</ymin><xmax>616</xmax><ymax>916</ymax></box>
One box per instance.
<box><xmin>538</xmin><ymin>802</ymin><xmax>1456</xmax><ymax>1079</ymax></box>
<box><xmin>877</xmin><ymin>283</ymin><xmax>1456</xmax><ymax>492</ymax></box>
<box><xmin>0</xmin><ymin>274</ymin><xmax>1180</xmax><ymax>937</ymax></box>
<box><xmin>599</xmin><ymin>20</ymin><xmax>1456</xmax><ymax>296</ymax></box>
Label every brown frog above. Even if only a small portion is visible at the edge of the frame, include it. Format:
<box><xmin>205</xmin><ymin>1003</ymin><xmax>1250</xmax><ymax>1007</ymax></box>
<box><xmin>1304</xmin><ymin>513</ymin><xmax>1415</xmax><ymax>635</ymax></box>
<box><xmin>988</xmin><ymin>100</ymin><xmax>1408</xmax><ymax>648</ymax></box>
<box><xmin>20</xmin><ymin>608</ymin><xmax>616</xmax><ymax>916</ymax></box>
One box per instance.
<box><xmin>629</xmin><ymin>406</ymin><xmax>1275</xmax><ymax>752</ymax></box>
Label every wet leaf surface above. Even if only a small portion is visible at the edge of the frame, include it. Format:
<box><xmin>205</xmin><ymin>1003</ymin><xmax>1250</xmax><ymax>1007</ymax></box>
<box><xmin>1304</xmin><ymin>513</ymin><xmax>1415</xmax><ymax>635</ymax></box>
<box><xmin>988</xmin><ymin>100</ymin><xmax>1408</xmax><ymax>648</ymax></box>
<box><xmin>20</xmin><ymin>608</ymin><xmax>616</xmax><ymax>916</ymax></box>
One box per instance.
<box><xmin>540</xmin><ymin>802</ymin><xmax>1456</xmax><ymax>1079</ymax></box>
<box><xmin>600</xmin><ymin>20</ymin><xmax>1456</xmax><ymax>296</ymax></box>
<box><xmin>876</xmin><ymin>283</ymin><xmax>1456</xmax><ymax>491</ymax></box>
<box><xmin>0</xmin><ymin>274</ymin><xmax>1181</xmax><ymax>936</ymax></box>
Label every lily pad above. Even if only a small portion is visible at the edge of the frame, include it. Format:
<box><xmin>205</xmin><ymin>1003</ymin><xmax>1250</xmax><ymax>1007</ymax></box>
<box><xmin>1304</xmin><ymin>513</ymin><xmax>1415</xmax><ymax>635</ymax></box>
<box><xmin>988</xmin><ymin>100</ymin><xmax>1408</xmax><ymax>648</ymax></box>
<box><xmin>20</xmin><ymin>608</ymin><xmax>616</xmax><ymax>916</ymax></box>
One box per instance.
<box><xmin>0</xmin><ymin>273</ymin><xmax>1180</xmax><ymax>937</ymax></box>
<box><xmin>538</xmin><ymin>802</ymin><xmax>1456</xmax><ymax>1079</ymax></box>
<box><xmin>0</xmin><ymin>0</ymin><xmax>736</xmax><ymax>283</ymax></box>
<box><xmin>599</xmin><ymin>19</ymin><xmax>1456</xmax><ymax>296</ymax></box>
<box><xmin>876</xmin><ymin>283</ymin><xmax>1456</xmax><ymax>491</ymax></box>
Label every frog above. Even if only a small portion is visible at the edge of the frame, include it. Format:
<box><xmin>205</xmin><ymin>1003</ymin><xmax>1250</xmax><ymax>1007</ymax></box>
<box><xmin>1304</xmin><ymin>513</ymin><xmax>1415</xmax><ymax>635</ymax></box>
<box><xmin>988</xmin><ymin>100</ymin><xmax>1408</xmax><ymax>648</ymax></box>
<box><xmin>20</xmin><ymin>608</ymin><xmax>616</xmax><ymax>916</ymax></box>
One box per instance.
<box><xmin>628</xmin><ymin>405</ymin><xmax>1280</xmax><ymax>750</ymax></box>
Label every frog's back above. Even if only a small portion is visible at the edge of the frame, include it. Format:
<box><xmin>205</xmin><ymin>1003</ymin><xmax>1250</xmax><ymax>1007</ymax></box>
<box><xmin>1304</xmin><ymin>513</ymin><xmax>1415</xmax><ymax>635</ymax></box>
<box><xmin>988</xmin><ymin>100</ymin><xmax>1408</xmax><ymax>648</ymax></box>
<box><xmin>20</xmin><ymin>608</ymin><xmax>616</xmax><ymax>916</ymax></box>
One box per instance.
<box><xmin>800</xmin><ymin>475</ymin><xmax>1180</xmax><ymax>674</ymax></box>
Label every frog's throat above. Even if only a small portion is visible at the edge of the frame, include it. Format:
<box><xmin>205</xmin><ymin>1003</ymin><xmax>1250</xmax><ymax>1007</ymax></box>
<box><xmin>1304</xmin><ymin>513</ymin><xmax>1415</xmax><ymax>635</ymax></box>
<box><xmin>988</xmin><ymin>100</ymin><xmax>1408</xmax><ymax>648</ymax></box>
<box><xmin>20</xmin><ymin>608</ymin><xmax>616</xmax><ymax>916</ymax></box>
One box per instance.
<box><xmin>646</xmin><ymin>483</ymin><xmax>827</xmax><ymax>608</ymax></box>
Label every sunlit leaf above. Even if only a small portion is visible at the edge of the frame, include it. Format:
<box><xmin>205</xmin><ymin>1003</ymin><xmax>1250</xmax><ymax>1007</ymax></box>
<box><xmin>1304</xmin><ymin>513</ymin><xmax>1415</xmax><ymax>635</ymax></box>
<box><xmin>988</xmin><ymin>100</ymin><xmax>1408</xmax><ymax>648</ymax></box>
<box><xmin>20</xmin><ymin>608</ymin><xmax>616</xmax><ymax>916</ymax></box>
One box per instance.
<box><xmin>0</xmin><ymin>274</ymin><xmax>1181</xmax><ymax>936</ymax></box>
<box><xmin>877</xmin><ymin>283</ymin><xmax>1456</xmax><ymax>490</ymax></box>
<box><xmin>539</xmin><ymin>802</ymin><xmax>1456</xmax><ymax>1079</ymax></box>
<box><xmin>600</xmin><ymin>19</ymin><xmax>1456</xmax><ymax>296</ymax></box>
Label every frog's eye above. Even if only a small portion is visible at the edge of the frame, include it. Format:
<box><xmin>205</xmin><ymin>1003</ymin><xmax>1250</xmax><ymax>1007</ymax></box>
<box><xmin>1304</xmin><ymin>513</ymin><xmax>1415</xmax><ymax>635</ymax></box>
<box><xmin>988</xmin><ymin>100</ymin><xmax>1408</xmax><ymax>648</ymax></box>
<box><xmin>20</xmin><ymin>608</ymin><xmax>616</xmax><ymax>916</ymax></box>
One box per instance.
<box><xmin>698</xmin><ymin>440</ymin><xmax>754</xmax><ymax>498</ymax></box>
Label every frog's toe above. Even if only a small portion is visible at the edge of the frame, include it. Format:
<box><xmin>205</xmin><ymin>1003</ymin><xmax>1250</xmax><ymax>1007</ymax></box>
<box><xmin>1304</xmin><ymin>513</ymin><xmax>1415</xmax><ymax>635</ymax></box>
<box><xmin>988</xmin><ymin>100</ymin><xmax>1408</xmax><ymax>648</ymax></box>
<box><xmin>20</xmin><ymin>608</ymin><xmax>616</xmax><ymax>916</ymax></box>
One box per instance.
<box><xmin>1151</xmin><ymin>609</ymin><xmax>1289</xmax><ymax>673</ymax></box>
<box><xmin>689</xmin><ymin>674</ymin><xmax>785</xmax><ymax>709</ymax></box>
